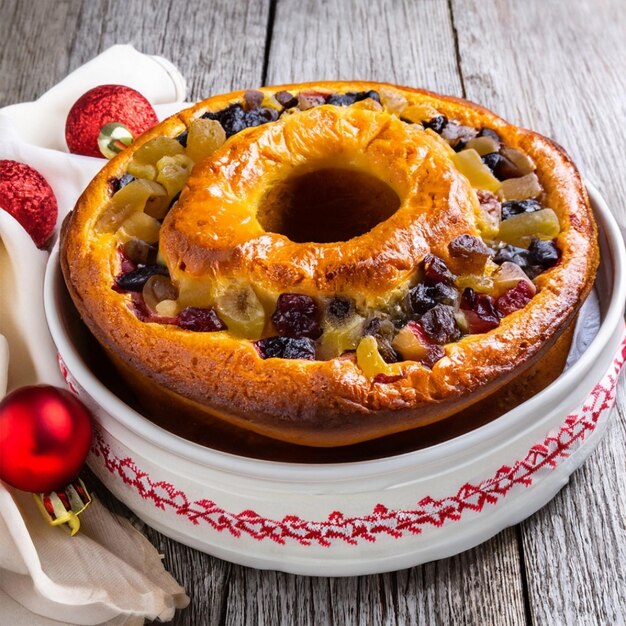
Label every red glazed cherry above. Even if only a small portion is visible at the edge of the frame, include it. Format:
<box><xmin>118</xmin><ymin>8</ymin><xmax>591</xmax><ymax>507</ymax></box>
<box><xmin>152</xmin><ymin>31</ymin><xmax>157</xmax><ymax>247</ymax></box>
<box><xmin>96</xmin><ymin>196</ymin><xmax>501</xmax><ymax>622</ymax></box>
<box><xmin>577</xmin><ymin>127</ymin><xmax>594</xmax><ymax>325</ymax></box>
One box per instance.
<box><xmin>496</xmin><ymin>281</ymin><xmax>534</xmax><ymax>316</ymax></box>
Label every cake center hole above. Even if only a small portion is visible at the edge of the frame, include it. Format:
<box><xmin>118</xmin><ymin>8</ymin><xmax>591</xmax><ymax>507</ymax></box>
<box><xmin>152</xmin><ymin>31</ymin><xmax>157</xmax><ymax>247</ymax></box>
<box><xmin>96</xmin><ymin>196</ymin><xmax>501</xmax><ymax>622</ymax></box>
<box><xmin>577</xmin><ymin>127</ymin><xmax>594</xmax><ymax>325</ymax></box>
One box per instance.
<box><xmin>257</xmin><ymin>168</ymin><xmax>401</xmax><ymax>243</ymax></box>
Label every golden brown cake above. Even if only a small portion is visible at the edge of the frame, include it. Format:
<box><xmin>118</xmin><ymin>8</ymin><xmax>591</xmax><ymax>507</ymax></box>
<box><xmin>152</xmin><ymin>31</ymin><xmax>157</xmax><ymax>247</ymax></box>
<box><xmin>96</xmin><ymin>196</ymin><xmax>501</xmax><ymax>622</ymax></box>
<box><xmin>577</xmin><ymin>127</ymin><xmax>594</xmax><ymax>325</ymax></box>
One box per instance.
<box><xmin>60</xmin><ymin>82</ymin><xmax>598</xmax><ymax>448</ymax></box>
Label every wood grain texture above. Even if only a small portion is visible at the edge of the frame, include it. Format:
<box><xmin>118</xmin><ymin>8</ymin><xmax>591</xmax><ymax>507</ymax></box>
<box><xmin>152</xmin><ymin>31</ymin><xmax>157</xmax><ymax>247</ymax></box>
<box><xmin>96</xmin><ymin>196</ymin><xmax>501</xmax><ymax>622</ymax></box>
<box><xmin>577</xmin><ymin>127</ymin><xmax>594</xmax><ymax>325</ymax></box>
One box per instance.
<box><xmin>451</xmin><ymin>1</ymin><xmax>626</xmax><ymax>624</ymax></box>
<box><xmin>1</xmin><ymin>0</ymin><xmax>625</xmax><ymax>624</ymax></box>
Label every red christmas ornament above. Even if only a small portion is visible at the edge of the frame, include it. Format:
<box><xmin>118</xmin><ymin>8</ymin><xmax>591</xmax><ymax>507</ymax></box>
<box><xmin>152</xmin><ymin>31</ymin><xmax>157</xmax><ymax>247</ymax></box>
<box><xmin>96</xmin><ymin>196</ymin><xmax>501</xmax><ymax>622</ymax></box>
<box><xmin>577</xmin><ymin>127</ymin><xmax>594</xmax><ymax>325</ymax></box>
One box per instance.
<box><xmin>65</xmin><ymin>84</ymin><xmax>158</xmax><ymax>157</ymax></box>
<box><xmin>0</xmin><ymin>160</ymin><xmax>58</xmax><ymax>248</ymax></box>
<box><xmin>0</xmin><ymin>386</ymin><xmax>93</xmax><ymax>492</ymax></box>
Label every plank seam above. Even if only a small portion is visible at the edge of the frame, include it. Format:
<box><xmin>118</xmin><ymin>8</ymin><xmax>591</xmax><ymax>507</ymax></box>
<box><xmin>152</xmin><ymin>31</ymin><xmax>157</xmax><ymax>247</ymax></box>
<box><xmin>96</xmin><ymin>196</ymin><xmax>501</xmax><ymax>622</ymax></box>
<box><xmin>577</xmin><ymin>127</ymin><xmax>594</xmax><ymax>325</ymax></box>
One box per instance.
<box><xmin>446</xmin><ymin>0</ymin><xmax>466</xmax><ymax>97</ymax></box>
<box><xmin>516</xmin><ymin>525</ymin><xmax>534</xmax><ymax>626</ymax></box>
<box><xmin>261</xmin><ymin>0</ymin><xmax>277</xmax><ymax>85</ymax></box>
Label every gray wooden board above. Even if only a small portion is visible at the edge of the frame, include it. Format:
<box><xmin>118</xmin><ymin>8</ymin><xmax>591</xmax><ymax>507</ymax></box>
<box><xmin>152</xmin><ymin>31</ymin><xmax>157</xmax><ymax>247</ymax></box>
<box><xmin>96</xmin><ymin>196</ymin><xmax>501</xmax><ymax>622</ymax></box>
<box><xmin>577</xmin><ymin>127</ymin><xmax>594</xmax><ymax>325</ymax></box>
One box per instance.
<box><xmin>1</xmin><ymin>0</ymin><xmax>625</xmax><ymax>624</ymax></box>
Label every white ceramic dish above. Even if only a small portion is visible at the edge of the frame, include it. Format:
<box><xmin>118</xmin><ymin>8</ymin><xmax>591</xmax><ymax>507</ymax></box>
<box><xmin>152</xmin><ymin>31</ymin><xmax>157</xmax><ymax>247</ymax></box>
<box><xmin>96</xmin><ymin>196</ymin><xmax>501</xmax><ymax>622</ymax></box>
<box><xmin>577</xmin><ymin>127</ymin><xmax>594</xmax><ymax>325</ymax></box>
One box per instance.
<box><xmin>44</xmin><ymin>185</ymin><xmax>625</xmax><ymax>576</ymax></box>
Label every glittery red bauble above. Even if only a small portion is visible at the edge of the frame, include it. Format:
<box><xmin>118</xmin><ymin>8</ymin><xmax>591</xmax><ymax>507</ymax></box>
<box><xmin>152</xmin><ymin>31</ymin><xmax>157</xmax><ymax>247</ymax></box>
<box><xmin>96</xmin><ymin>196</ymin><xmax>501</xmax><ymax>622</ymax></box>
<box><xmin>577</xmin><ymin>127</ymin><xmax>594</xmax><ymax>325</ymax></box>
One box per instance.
<box><xmin>0</xmin><ymin>160</ymin><xmax>58</xmax><ymax>248</ymax></box>
<box><xmin>65</xmin><ymin>84</ymin><xmax>158</xmax><ymax>157</ymax></box>
<box><xmin>0</xmin><ymin>386</ymin><xmax>93</xmax><ymax>492</ymax></box>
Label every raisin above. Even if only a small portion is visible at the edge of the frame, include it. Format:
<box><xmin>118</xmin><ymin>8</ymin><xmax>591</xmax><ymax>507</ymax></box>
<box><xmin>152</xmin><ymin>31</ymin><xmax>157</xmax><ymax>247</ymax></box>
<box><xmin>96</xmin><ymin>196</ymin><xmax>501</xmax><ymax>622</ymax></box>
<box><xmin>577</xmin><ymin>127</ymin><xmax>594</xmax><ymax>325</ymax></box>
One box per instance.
<box><xmin>423</xmin><ymin>115</ymin><xmax>448</xmax><ymax>134</ymax></box>
<box><xmin>448</xmin><ymin>234</ymin><xmax>491</xmax><ymax>267</ymax></box>
<box><xmin>109</xmin><ymin>173</ymin><xmax>135</xmax><ymax>194</ymax></box>
<box><xmin>274</xmin><ymin>90</ymin><xmax>298</xmax><ymax>108</ymax></box>
<box><xmin>178</xmin><ymin>307</ymin><xmax>227</xmax><ymax>332</ymax></box>
<box><xmin>363</xmin><ymin>316</ymin><xmax>399</xmax><ymax>363</ymax></box>
<box><xmin>481</xmin><ymin>152</ymin><xmax>523</xmax><ymax>180</ymax></box>
<box><xmin>175</xmin><ymin>130</ymin><xmax>188</xmax><ymax>147</ymax></box>
<box><xmin>501</xmin><ymin>199</ymin><xmax>541</xmax><ymax>221</ymax></box>
<box><xmin>116</xmin><ymin>265</ymin><xmax>168</xmax><ymax>292</ymax></box>
<box><xmin>420</xmin><ymin>304</ymin><xmax>461</xmax><ymax>344</ymax></box>
<box><xmin>327</xmin><ymin>296</ymin><xmax>354</xmax><ymax>324</ymax></box>
<box><xmin>479</xmin><ymin>127</ymin><xmax>501</xmax><ymax>143</ymax></box>
<box><xmin>423</xmin><ymin>254</ymin><xmax>456</xmax><ymax>285</ymax></box>
<box><xmin>460</xmin><ymin>289</ymin><xmax>500</xmax><ymax>334</ymax></box>
<box><xmin>271</xmin><ymin>294</ymin><xmax>321</xmax><ymax>339</ymax></box>
<box><xmin>256</xmin><ymin>336</ymin><xmax>316</xmax><ymax>360</ymax></box>
<box><xmin>528</xmin><ymin>239</ymin><xmax>560</xmax><ymax>269</ymax></box>
<box><xmin>202</xmin><ymin>103</ymin><xmax>279</xmax><ymax>138</ymax></box>
<box><xmin>243</xmin><ymin>89</ymin><xmax>264</xmax><ymax>110</ymax></box>
<box><xmin>326</xmin><ymin>90</ymin><xmax>380</xmax><ymax>106</ymax></box>
<box><xmin>407</xmin><ymin>282</ymin><xmax>458</xmax><ymax>316</ymax></box>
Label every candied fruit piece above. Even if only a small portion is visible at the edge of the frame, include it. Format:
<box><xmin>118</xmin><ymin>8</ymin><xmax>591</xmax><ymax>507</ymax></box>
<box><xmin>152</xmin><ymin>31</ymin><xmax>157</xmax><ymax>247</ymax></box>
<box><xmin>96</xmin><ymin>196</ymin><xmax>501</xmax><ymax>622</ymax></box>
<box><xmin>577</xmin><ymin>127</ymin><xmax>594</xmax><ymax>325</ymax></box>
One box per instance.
<box><xmin>215</xmin><ymin>284</ymin><xmax>266</xmax><ymax>340</ymax></box>
<box><xmin>203</xmin><ymin>103</ymin><xmax>279</xmax><ymax>137</ymax></box>
<box><xmin>317</xmin><ymin>315</ymin><xmax>364</xmax><ymax>360</ymax></box>
<box><xmin>492</xmin><ymin>261</ymin><xmax>536</xmax><ymax>298</ymax></box>
<box><xmin>155</xmin><ymin>299</ymin><xmax>178</xmax><ymax>317</ymax></box>
<box><xmin>326</xmin><ymin>296</ymin><xmax>355</xmax><ymax>324</ymax></box>
<box><xmin>478</xmin><ymin>128</ymin><xmax>501</xmax><ymax>143</ymax></box>
<box><xmin>498</xmin><ymin>208</ymin><xmax>560</xmax><ymax>248</ymax></box>
<box><xmin>117</xmin><ymin>212</ymin><xmax>161</xmax><ymax>244</ymax></box>
<box><xmin>420</xmin><ymin>304</ymin><xmax>461</xmax><ymax>344</ymax></box>
<box><xmin>496</xmin><ymin>281</ymin><xmax>535</xmax><ymax>316</ymax></box>
<box><xmin>460</xmin><ymin>289</ymin><xmax>500</xmax><ymax>333</ymax></box>
<box><xmin>451</xmin><ymin>149</ymin><xmax>501</xmax><ymax>193</ymax></box>
<box><xmin>178</xmin><ymin>307</ymin><xmax>226</xmax><ymax>332</ymax></box>
<box><xmin>500</xmin><ymin>172</ymin><xmax>542</xmax><ymax>201</ymax></box>
<box><xmin>475</xmin><ymin>189</ymin><xmax>502</xmax><ymax>239</ymax></box>
<box><xmin>356</xmin><ymin>335</ymin><xmax>404</xmax><ymax>378</ymax></box>
<box><xmin>156</xmin><ymin>154</ymin><xmax>194</xmax><ymax>197</ymax></box>
<box><xmin>455</xmin><ymin>274</ymin><xmax>494</xmax><ymax>294</ymax></box>
<box><xmin>379</xmin><ymin>87</ymin><xmax>408</xmax><ymax>115</ymax></box>
<box><xmin>96</xmin><ymin>179</ymin><xmax>168</xmax><ymax>232</ymax></box>
<box><xmin>185</xmin><ymin>118</ymin><xmax>227</xmax><ymax>162</ymax></box>
<box><xmin>110</xmin><ymin>173</ymin><xmax>135</xmax><ymax>194</ymax></box>
<box><xmin>127</xmin><ymin>137</ymin><xmax>185</xmax><ymax>180</ymax></box>
<box><xmin>116</xmin><ymin>265</ymin><xmax>169</xmax><ymax>292</ymax></box>
<box><xmin>256</xmin><ymin>336</ymin><xmax>316</xmax><ymax>360</ymax></box>
<box><xmin>176</xmin><ymin>275</ymin><xmax>213</xmax><ymax>309</ymax></box>
<box><xmin>500</xmin><ymin>146</ymin><xmax>535</xmax><ymax>175</ymax></box>
<box><xmin>421</xmin><ymin>114</ymin><xmax>448</xmax><ymax>133</ymax></box>
<box><xmin>274</xmin><ymin>91</ymin><xmax>298</xmax><ymax>108</ymax></box>
<box><xmin>391</xmin><ymin>321</ymin><xmax>445</xmax><ymax>367</ymax></box>
<box><xmin>407</xmin><ymin>282</ymin><xmax>458</xmax><ymax>316</ymax></box>
<box><xmin>465</xmin><ymin>135</ymin><xmax>500</xmax><ymax>156</ymax></box>
<box><xmin>326</xmin><ymin>90</ymin><xmax>380</xmax><ymax>106</ymax></box>
<box><xmin>442</xmin><ymin>122</ymin><xmax>478</xmax><ymax>149</ymax></box>
<box><xmin>272</xmin><ymin>293</ymin><xmax>321</xmax><ymax>339</ymax></box>
<box><xmin>123</xmin><ymin>239</ymin><xmax>156</xmax><ymax>266</ymax></box>
<box><xmin>143</xmin><ymin>274</ymin><xmax>178</xmax><ymax>313</ymax></box>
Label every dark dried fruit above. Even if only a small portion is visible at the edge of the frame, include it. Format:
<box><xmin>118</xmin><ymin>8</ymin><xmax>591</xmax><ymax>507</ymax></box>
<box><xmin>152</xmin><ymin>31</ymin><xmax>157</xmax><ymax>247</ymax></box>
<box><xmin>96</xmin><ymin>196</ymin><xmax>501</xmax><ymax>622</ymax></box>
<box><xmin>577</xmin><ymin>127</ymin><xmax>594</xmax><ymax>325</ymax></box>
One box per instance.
<box><xmin>175</xmin><ymin>130</ymin><xmax>188</xmax><ymax>147</ymax></box>
<box><xmin>274</xmin><ymin>90</ymin><xmax>298</xmax><ymax>108</ymax></box>
<box><xmin>495</xmin><ymin>281</ymin><xmax>534</xmax><ymax>316</ymax></box>
<box><xmin>178</xmin><ymin>307</ymin><xmax>227</xmax><ymax>332</ymax></box>
<box><xmin>420</xmin><ymin>304</ymin><xmax>461</xmax><ymax>344</ymax></box>
<box><xmin>423</xmin><ymin>254</ymin><xmax>456</xmax><ymax>285</ymax></box>
<box><xmin>202</xmin><ymin>103</ymin><xmax>279</xmax><ymax>138</ymax></box>
<box><xmin>116</xmin><ymin>265</ymin><xmax>168</xmax><ymax>292</ymax></box>
<box><xmin>327</xmin><ymin>296</ymin><xmax>354</xmax><ymax>324</ymax></box>
<box><xmin>407</xmin><ymin>282</ymin><xmax>458</xmax><ymax>316</ymax></box>
<box><xmin>448</xmin><ymin>234</ymin><xmax>491</xmax><ymax>270</ymax></box>
<box><xmin>256</xmin><ymin>336</ymin><xmax>316</xmax><ymax>360</ymax></box>
<box><xmin>423</xmin><ymin>115</ymin><xmax>448</xmax><ymax>134</ymax></box>
<box><xmin>110</xmin><ymin>173</ymin><xmax>135</xmax><ymax>194</ymax></box>
<box><xmin>460</xmin><ymin>289</ymin><xmax>500</xmax><ymax>333</ymax></box>
<box><xmin>326</xmin><ymin>90</ymin><xmax>380</xmax><ymax>106</ymax></box>
<box><xmin>479</xmin><ymin>127</ymin><xmax>501</xmax><ymax>143</ymax></box>
<box><xmin>501</xmin><ymin>199</ymin><xmax>542</xmax><ymax>221</ymax></box>
<box><xmin>272</xmin><ymin>294</ymin><xmax>321</xmax><ymax>339</ymax></box>
<box><xmin>528</xmin><ymin>238</ymin><xmax>560</xmax><ymax>269</ymax></box>
<box><xmin>363</xmin><ymin>316</ymin><xmax>399</xmax><ymax>363</ymax></box>
<box><xmin>243</xmin><ymin>89</ymin><xmax>264</xmax><ymax>110</ymax></box>
<box><xmin>481</xmin><ymin>152</ymin><xmax>523</xmax><ymax>180</ymax></box>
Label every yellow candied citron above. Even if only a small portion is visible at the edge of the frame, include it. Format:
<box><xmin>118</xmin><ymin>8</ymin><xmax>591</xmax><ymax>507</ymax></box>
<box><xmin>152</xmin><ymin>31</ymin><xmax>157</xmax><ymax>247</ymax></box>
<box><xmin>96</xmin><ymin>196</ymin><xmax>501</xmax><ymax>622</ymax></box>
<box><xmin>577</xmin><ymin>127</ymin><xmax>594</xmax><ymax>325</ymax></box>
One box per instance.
<box><xmin>401</xmin><ymin>102</ymin><xmax>441</xmax><ymax>124</ymax></box>
<box><xmin>117</xmin><ymin>212</ymin><xmax>161</xmax><ymax>244</ymax></box>
<box><xmin>451</xmin><ymin>148</ymin><xmax>502</xmax><ymax>193</ymax></box>
<box><xmin>95</xmin><ymin>179</ymin><xmax>168</xmax><ymax>232</ymax></box>
<box><xmin>127</xmin><ymin>137</ymin><xmax>185</xmax><ymax>181</ymax></box>
<box><xmin>176</xmin><ymin>274</ymin><xmax>214</xmax><ymax>309</ymax></box>
<box><xmin>391</xmin><ymin>325</ymin><xmax>430</xmax><ymax>362</ymax></box>
<box><xmin>317</xmin><ymin>315</ymin><xmax>365</xmax><ymax>360</ymax></box>
<box><xmin>378</xmin><ymin>87</ymin><xmax>408</xmax><ymax>116</ymax></box>
<box><xmin>455</xmin><ymin>273</ymin><xmax>494</xmax><ymax>293</ymax></box>
<box><xmin>500</xmin><ymin>172</ymin><xmax>542</xmax><ymax>201</ymax></box>
<box><xmin>356</xmin><ymin>335</ymin><xmax>404</xmax><ymax>378</ymax></box>
<box><xmin>498</xmin><ymin>208</ymin><xmax>560</xmax><ymax>248</ymax></box>
<box><xmin>156</xmin><ymin>154</ymin><xmax>195</xmax><ymax>197</ymax></box>
<box><xmin>465</xmin><ymin>135</ymin><xmax>500</xmax><ymax>156</ymax></box>
<box><xmin>185</xmin><ymin>118</ymin><xmax>227</xmax><ymax>163</ymax></box>
<box><xmin>500</xmin><ymin>146</ymin><xmax>535</xmax><ymax>175</ymax></box>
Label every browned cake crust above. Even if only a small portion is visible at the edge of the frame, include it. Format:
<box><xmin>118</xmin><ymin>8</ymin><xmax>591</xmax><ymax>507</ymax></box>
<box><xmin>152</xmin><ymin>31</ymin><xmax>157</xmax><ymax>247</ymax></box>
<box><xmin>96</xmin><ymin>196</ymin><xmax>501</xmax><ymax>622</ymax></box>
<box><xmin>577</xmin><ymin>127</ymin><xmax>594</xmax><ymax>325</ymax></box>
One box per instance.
<box><xmin>60</xmin><ymin>81</ymin><xmax>598</xmax><ymax>447</ymax></box>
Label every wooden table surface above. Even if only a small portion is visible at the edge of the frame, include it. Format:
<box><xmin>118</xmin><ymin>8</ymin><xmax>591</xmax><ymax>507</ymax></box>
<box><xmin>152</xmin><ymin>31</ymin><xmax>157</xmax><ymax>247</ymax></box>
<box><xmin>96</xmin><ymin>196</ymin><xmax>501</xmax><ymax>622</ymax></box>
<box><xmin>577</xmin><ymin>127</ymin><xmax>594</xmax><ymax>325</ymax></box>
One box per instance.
<box><xmin>1</xmin><ymin>0</ymin><xmax>625</xmax><ymax>624</ymax></box>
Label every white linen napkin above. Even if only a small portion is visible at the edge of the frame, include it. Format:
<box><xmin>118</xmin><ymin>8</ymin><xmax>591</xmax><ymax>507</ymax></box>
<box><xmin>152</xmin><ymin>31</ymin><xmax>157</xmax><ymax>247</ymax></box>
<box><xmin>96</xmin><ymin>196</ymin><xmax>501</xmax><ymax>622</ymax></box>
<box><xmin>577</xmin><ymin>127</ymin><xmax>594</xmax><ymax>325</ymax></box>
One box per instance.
<box><xmin>0</xmin><ymin>45</ymin><xmax>190</xmax><ymax>625</ymax></box>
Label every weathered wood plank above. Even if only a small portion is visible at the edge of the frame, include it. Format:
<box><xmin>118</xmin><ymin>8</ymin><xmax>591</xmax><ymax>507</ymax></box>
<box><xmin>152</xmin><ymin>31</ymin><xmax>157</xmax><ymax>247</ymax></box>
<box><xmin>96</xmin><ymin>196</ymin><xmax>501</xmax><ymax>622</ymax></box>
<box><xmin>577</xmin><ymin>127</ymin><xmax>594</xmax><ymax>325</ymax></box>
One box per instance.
<box><xmin>451</xmin><ymin>1</ymin><xmax>626</xmax><ymax>623</ymax></box>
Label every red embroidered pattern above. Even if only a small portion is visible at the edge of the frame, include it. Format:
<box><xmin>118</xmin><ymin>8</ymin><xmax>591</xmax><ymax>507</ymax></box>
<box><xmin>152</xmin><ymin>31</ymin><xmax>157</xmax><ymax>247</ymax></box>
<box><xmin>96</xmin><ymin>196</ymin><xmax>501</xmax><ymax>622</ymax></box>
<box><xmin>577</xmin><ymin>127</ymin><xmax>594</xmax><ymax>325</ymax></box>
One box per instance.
<box><xmin>77</xmin><ymin>339</ymin><xmax>626</xmax><ymax>547</ymax></box>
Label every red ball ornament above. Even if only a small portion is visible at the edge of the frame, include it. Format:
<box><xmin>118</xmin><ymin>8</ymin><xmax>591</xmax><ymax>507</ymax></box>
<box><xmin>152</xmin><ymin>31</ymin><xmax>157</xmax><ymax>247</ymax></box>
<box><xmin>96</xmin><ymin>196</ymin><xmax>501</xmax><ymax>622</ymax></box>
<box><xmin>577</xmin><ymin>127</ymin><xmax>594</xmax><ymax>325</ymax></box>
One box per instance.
<box><xmin>0</xmin><ymin>160</ymin><xmax>58</xmax><ymax>248</ymax></box>
<box><xmin>0</xmin><ymin>386</ymin><xmax>93</xmax><ymax>492</ymax></box>
<box><xmin>65</xmin><ymin>84</ymin><xmax>158</xmax><ymax>157</ymax></box>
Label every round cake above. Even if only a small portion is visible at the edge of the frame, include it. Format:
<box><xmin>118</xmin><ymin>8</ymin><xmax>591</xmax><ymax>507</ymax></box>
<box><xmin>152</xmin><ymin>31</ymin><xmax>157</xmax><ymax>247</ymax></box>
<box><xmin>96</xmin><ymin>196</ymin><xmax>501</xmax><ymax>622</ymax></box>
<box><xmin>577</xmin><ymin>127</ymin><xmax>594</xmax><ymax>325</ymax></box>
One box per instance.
<box><xmin>60</xmin><ymin>82</ymin><xmax>598</xmax><ymax>448</ymax></box>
